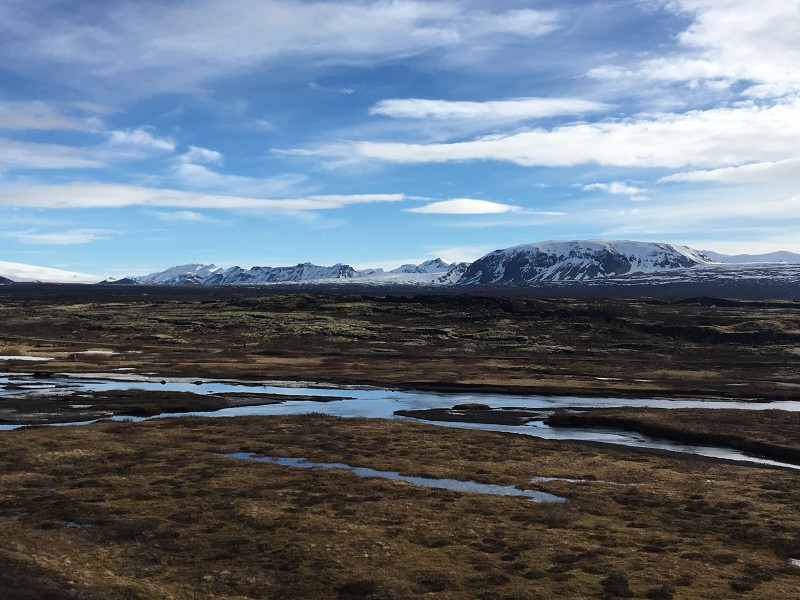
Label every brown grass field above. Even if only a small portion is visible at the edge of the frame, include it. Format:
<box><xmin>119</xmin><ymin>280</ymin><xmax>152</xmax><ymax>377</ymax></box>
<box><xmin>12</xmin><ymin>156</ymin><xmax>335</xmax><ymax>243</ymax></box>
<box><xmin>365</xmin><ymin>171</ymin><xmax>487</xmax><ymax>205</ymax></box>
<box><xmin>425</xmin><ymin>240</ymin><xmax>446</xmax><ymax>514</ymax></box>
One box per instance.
<box><xmin>1</xmin><ymin>287</ymin><xmax>799</xmax><ymax>598</ymax></box>
<box><xmin>1</xmin><ymin>415</ymin><xmax>799</xmax><ymax>599</ymax></box>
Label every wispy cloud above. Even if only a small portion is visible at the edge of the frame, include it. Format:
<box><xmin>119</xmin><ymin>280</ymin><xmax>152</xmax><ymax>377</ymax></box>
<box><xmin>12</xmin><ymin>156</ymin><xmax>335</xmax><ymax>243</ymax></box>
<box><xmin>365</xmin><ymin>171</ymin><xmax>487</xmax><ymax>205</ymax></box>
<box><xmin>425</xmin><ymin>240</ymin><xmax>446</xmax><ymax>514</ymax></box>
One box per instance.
<box><xmin>107</xmin><ymin>128</ymin><xmax>175</xmax><ymax>153</ymax></box>
<box><xmin>171</xmin><ymin>156</ymin><xmax>309</xmax><ymax>197</ymax></box>
<box><xmin>407</xmin><ymin>198</ymin><xmax>520</xmax><ymax>214</ymax></box>
<box><xmin>425</xmin><ymin>244</ymin><xmax>497</xmax><ymax>263</ymax></box>
<box><xmin>0</xmin><ymin>182</ymin><xmax>407</xmax><ymax>212</ymax></box>
<box><xmin>0</xmin><ymin>1</ymin><xmax>561</xmax><ymax>96</ymax></box>
<box><xmin>149</xmin><ymin>210</ymin><xmax>216</xmax><ymax>222</ymax></box>
<box><xmin>345</xmin><ymin>99</ymin><xmax>800</xmax><ymax>169</ymax></box>
<box><xmin>0</xmin><ymin>138</ymin><xmax>105</xmax><ymax>170</ymax></box>
<box><xmin>582</xmin><ymin>181</ymin><xmax>645</xmax><ymax>195</ymax></box>
<box><xmin>661</xmin><ymin>157</ymin><xmax>800</xmax><ymax>184</ymax></box>
<box><xmin>589</xmin><ymin>0</ymin><xmax>800</xmax><ymax>98</ymax></box>
<box><xmin>5</xmin><ymin>228</ymin><xmax>115</xmax><ymax>245</ymax></box>
<box><xmin>0</xmin><ymin>126</ymin><xmax>176</xmax><ymax>171</ymax></box>
<box><xmin>177</xmin><ymin>146</ymin><xmax>222</xmax><ymax>165</ymax></box>
<box><xmin>308</xmin><ymin>82</ymin><xmax>354</xmax><ymax>95</ymax></box>
<box><xmin>0</xmin><ymin>100</ymin><xmax>97</xmax><ymax>130</ymax></box>
<box><xmin>371</xmin><ymin>97</ymin><xmax>609</xmax><ymax>122</ymax></box>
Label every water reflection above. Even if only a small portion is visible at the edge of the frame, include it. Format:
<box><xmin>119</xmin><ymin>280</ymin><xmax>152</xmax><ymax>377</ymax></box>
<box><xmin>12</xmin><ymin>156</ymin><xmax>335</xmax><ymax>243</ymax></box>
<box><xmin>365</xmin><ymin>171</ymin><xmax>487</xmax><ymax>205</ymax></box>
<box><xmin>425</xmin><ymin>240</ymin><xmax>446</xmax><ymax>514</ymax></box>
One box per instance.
<box><xmin>2</xmin><ymin>373</ymin><xmax>800</xmax><ymax>470</ymax></box>
<box><xmin>219</xmin><ymin>453</ymin><xmax>566</xmax><ymax>503</ymax></box>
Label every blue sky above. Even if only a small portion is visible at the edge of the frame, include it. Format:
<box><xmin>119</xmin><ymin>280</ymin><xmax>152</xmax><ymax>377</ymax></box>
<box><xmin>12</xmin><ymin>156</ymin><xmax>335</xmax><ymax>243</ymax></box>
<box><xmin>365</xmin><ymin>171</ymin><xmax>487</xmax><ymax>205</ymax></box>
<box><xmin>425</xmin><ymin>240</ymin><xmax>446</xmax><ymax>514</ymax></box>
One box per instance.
<box><xmin>2</xmin><ymin>0</ymin><xmax>800</xmax><ymax>280</ymax></box>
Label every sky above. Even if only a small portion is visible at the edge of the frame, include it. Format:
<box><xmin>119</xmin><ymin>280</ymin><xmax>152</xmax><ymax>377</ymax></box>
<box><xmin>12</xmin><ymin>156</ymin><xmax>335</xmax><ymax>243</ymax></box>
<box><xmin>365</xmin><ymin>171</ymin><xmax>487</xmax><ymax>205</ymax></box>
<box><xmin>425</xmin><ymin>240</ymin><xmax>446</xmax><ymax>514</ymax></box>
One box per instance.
<box><xmin>2</xmin><ymin>0</ymin><xmax>800</xmax><ymax>281</ymax></box>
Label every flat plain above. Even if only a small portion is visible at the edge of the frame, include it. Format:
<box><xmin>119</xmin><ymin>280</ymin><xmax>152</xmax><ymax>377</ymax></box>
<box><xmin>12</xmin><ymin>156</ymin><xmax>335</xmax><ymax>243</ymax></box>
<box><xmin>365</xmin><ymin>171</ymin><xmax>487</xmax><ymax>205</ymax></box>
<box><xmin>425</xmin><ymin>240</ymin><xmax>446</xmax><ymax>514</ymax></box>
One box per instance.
<box><xmin>1</xmin><ymin>285</ymin><xmax>799</xmax><ymax>599</ymax></box>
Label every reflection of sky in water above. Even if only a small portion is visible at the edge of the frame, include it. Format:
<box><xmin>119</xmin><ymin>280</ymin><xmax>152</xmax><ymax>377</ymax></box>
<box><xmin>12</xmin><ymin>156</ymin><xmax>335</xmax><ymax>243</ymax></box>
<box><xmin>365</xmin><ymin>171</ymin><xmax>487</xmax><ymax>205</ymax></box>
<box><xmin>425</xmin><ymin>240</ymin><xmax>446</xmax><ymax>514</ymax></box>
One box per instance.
<box><xmin>2</xmin><ymin>373</ymin><xmax>800</xmax><ymax>470</ymax></box>
<box><xmin>220</xmin><ymin>453</ymin><xmax>566</xmax><ymax>503</ymax></box>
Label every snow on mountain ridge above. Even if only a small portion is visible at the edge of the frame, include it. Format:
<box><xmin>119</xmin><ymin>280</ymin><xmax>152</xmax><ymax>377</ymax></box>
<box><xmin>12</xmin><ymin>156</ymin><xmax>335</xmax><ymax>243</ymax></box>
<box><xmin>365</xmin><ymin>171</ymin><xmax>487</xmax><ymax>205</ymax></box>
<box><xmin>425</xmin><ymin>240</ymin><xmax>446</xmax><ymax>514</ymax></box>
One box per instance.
<box><xmin>132</xmin><ymin>259</ymin><xmax>464</xmax><ymax>285</ymax></box>
<box><xmin>126</xmin><ymin>241</ymin><xmax>800</xmax><ymax>288</ymax></box>
<box><xmin>138</xmin><ymin>263</ymin><xmax>224</xmax><ymax>284</ymax></box>
<box><xmin>459</xmin><ymin>240</ymin><xmax>715</xmax><ymax>285</ymax></box>
<box><xmin>390</xmin><ymin>258</ymin><xmax>454</xmax><ymax>274</ymax></box>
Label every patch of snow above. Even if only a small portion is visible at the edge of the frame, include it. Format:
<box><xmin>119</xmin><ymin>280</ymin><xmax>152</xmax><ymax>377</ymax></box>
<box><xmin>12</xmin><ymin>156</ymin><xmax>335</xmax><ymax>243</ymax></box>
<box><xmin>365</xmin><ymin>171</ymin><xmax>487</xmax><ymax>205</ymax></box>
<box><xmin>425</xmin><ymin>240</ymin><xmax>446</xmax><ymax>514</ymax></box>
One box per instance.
<box><xmin>0</xmin><ymin>355</ymin><xmax>54</xmax><ymax>361</ymax></box>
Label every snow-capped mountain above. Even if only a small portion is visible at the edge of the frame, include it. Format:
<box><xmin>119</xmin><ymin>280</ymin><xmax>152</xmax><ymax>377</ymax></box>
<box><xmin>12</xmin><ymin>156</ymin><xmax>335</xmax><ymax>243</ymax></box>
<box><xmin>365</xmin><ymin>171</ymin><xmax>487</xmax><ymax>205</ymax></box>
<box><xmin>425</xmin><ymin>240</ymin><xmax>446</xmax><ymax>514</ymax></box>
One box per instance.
<box><xmin>205</xmin><ymin>263</ymin><xmax>357</xmax><ymax>284</ymax></box>
<box><xmin>701</xmin><ymin>250</ymin><xmax>800</xmax><ymax>264</ymax></box>
<box><xmin>130</xmin><ymin>259</ymin><xmax>466</xmax><ymax>286</ymax></box>
<box><xmin>390</xmin><ymin>258</ymin><xmax>454</xmax><ymax>274</ymax></box>
<box><xmin>115</xmin><ymin>241</ymin><xmax>800</xmax><ymax>291</ymax></box>
<box><xmin>458</xmin><ymin>240</ymin><xmax>714</xmax><ymax>285</ymax></box>
<box><xmin>137</xmin><ymin>263</ymin><xmax>225</xmax><ymax>285</ymax></box>
<box><xmin>358</xmin><ymin>262</ymin><xmax>468</xmax><ymax>285</ymax></box>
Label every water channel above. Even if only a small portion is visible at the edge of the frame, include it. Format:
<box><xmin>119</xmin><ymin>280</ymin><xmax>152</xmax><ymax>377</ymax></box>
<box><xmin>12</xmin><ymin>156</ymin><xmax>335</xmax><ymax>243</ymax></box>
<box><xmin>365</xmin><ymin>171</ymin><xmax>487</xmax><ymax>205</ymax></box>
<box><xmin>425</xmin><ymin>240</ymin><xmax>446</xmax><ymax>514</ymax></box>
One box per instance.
<box><xmin>1</xmin><ymin>372</ymin><xmax>799</xmax><ymax>470</ymax></box>
<box><xmin>219</xmin><ymin>453</ymin><xmax>567</xmax><ymax>503</ymax></box>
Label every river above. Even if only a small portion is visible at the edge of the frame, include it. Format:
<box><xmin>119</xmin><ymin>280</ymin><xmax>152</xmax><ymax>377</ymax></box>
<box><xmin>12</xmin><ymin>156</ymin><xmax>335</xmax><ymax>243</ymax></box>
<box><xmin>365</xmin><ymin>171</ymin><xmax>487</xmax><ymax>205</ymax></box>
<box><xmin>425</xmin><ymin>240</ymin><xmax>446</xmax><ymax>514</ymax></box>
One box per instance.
<box><xmin>1</xmin><ymin>371</ymin><xmax>798</xmax><ymax>470</ymax></box>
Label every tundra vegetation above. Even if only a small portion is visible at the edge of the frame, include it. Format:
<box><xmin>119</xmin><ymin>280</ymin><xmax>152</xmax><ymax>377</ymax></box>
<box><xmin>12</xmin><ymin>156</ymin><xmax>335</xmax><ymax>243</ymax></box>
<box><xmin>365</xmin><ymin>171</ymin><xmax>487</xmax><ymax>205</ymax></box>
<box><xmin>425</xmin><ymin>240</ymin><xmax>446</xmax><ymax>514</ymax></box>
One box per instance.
<box><xmin>0</xmin><ymin>286</ymin><xmax>799</xmax><ymax>598</ymax></box>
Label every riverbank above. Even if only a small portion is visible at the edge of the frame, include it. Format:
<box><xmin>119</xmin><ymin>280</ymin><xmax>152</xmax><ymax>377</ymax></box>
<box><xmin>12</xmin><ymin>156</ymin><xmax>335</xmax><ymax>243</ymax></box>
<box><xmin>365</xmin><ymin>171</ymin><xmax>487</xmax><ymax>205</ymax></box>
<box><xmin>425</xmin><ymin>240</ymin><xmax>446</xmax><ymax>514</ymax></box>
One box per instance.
<box><xmin>545</xmin><ymin>408</ymin><xmax>800</xmax><ymax>466</ymax></box>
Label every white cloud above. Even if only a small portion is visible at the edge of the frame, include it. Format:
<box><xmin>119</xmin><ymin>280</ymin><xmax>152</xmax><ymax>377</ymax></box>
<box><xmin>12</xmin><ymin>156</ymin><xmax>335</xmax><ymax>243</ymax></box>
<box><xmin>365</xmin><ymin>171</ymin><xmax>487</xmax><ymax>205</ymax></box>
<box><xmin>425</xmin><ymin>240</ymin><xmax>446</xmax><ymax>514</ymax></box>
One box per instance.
<box><xmin>308</xmin><ymin>82</ymin><xmax>354</xmax><ymax>95</ymax></box>
<box><xmin>5</xmin><ymin>228</ymin><xmax>115</xmax><ymax>245</ymax></box>
<box><xmin>583</xmin><ymin>193</ymin><xmax>800</xmax><ymax>236</ymax></box>
<box><xmin>685</xmin><ymin>238</ymin><xmax>800</xmax><ymax>255</ymax></box>
<box><xmin>171</xmin><ymin>161</ymin><xmax>308</xmax><ymax>197</ymax></box>
<box><xmin>0</xmin><ymin>182</ymin><xmax>406</xmax><ymax>212</ymax></box>
<box><xmin>0</xmin><ymin>260</ymin><xmax>100</xmax><ymax>283</ymax></box>
<box><xmin>347</xmin><ymin>99</ymin><xmax>800</xmax><ymax>168</ymax></box>
<box><xmin>583</xmin><ymin>181</ymin><xmax>645</xmax><ymax>195</ymax></box>
<box><xmin>407</xmin><ymin>198</ymin><xmax>520</xmax><ymax>214</ymax></box>
<box><xmin>107</xmin><ymin>128</ymin><xmax>175</xmax><ymax>153</ymax></box>
<box><xmin>0</xmin><ymin>125</ymin><xmax>176</xmax><ymax>171</ymax></box>
<box><xmin>426</xmin><ymin>244</ymin><xmax>496</xmax><ymax>263</ymax></box>
<box><xmin>178</xmin><ymin>146</ymin><xmax>223</xmax><ymax>164</ymax></box>
<box><xmin>661</xmin><ymin>157</ymin><xmax>800</xmax><ymax>184</ymax></box>
<box><xmin>370</xmin><ymin>97</ymin><xmax>609</xmax><ymax>121</ymax></box>
<box><xmin>150</xmin><ymin>210</ymin><xmax>213</xmax><ymax>222</ymax></box>
<box><xmin>0</xmin><ymin>100</ymin><xmax>95</xmax><ymax>130</ymax></box>
<box><xmin>170</xmin><ymin>146</ymin><xmax>313</xmax><ymax>198</ymax></box>
<box><xmin>0</xmin><ymin>138</ymin><xmax>105</xmax><ymax>170</ymax></box>
<box><xmin>0</xmin><ymin>1</ymin><xmax>560</xmax><ymax>96</ymax></box>
<box><xmin>592</xmin><ymin>1</ymin><xmax>800</xmax><ymax>96</ymax></box>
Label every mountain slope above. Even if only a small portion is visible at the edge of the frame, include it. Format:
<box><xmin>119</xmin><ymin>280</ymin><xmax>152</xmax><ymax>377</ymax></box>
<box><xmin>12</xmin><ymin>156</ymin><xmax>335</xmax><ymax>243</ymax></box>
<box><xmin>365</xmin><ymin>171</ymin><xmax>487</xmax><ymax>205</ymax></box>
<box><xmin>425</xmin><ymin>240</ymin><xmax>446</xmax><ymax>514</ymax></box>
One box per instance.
<box><xmin>457</xmin><ymin>240</ymin><xmax>714</xmax><ymax>285</ymax></box>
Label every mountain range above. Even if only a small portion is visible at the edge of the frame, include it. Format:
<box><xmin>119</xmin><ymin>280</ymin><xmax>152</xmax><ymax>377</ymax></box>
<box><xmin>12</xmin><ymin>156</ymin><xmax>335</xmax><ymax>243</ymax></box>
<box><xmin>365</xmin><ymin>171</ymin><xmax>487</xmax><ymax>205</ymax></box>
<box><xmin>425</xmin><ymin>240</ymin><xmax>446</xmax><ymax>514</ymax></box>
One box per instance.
<box><xmin>127</xmin><ymin>257</ymin><xmax>468</xmax><ymax>286</ymax></box>
<box><xmin>102</xmin><ymin>240</ymin><xmax>800</xmax><ymax>287</ymax></box>
<box><xmin>4</xmin><ymin>240</ymin><xmax>800</xmax><ymax>287</ymax></box>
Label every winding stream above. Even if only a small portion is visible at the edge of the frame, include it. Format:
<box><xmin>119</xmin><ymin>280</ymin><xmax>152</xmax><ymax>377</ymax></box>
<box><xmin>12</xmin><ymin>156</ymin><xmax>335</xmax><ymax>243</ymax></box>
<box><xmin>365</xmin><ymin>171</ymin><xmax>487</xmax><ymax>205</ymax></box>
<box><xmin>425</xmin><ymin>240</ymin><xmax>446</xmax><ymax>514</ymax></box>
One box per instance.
<box><xmin>1</xmin><ymin>372</ymin><xmax>799</xmax><ymax>470</ymax></box>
